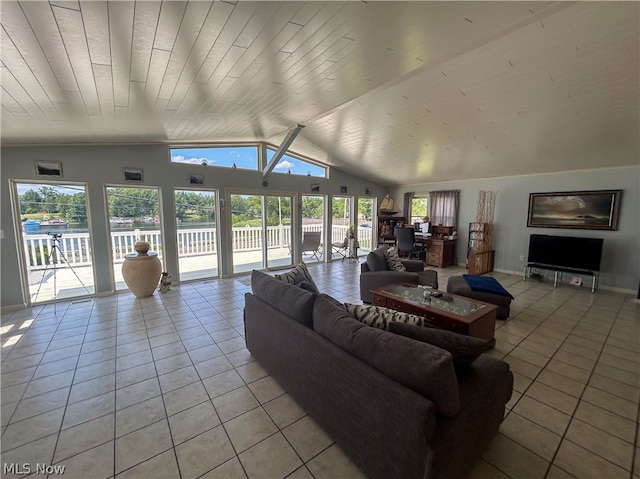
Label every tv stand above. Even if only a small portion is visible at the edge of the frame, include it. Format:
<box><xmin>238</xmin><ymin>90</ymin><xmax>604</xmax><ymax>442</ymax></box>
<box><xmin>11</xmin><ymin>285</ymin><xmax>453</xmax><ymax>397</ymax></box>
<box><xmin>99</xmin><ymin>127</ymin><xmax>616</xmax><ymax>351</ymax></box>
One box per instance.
<box><xmin>524</xmin><ymin>263</ymin><xmax>599</xmax><ymax>293</ymax></box>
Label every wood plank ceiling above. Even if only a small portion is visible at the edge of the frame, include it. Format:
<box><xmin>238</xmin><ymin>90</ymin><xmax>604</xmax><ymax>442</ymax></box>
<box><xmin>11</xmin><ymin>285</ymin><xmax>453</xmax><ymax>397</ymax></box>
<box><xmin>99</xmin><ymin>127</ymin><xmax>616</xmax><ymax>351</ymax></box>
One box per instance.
<box><xmin>1</xmin><ymin>1</ymin><xmax>638</xmax><ymax>185</ymax></box>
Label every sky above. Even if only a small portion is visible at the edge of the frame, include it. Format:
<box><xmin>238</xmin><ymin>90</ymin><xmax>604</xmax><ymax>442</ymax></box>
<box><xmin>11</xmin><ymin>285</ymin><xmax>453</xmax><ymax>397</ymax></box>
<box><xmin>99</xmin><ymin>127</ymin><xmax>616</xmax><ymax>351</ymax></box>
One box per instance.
<box><xmin>170</xmin><ymin>146</ymin><xmax>326</xmax><ymax>177</ymax></box>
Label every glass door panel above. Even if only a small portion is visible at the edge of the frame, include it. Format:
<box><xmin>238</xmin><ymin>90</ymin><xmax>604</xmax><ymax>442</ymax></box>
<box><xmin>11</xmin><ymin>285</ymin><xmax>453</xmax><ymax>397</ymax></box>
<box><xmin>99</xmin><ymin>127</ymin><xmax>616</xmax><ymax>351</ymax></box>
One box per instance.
<box><xmin>266</xmin><ymin>195</ymin><xmax>293</xmax><ymax>269</ymax></box>
<box><xmin>331</xmin><ymin>196</ymin><xmax>352</xmax><ymax>248</ymax></box>
<box><xmin>106</xmin><ymin>186</ymin><xmax>161</xmax><ymax>291</ymax></box>
<box><xmin>14</xmin><ymin>182</ymin><xmax>95</xmax><ymax>303</ymax></box>
<box><xmin>231</xmin><ymin>194</ymin><xmax>264</xmax><ymax>274</ymax></box>
<box><xmin>175</xmin><ymin>189</ymin><xmax>219</xmax><ymax>281</ymax></box>
<box><xmin>357</xmin><ymin>197</ymin><xmax>375</xmax><ymax>255</ymax></box>
<box><xmin>301</xmin><ymin>195</ymin><xmax>324</xmax><ymax>264</ymax></box>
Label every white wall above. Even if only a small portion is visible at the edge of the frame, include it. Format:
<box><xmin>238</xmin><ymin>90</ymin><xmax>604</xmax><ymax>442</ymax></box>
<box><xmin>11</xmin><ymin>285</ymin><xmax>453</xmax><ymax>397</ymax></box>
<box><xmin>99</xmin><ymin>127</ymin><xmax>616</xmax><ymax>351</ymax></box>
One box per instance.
<box><xmin>393</xmin><ymin>166</ymin><xmax>640</xmax><ymax>293</ymax></box>
<box><xmin>1</xmin><ymin>144</ymin><xmax>387</xmax><ymax>308</ymax></box>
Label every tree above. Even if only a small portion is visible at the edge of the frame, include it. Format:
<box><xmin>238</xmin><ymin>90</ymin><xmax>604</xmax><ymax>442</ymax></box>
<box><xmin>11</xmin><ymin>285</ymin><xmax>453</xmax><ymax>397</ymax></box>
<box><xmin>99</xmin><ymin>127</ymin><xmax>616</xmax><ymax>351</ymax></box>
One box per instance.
<box><xmin>411</xmin><ymin>198</ymin><xmax>428</xmax><ymax>220</ymax></box>
<box><xmin>107</xmin><ymin>187</ymin><xmax>158</xmax><ymax>218</ymax></box>
<box><xmin>302</xmin><ymin>197</ymin><xmax>323</xmax><ymax>219</ymax></box>
<box><xmin>62</xmin><ymin>193</ymin><xmax>87</xmax><ymax>222</ymax></box>
<box><xmin>20</xmin><ymin>189</ymin><xmax>43</xmax><ymax>214</ymax></box>
<box><xmin>38</xmin><ymin>186</ymin><xmax>60</xmax><ymax>213</ymax></box>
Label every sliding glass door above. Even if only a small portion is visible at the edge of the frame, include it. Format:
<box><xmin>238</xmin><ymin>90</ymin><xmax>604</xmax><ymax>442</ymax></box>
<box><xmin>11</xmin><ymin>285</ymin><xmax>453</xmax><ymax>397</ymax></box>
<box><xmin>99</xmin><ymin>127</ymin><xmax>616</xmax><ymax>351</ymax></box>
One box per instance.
<box><xmin>357</xmin><ymin>197</ymin><xmax>375</xmax><ymax>255</ymax></box>
<box><xmin>14</xmin><ymin>182</ymin><xmax>95</xmax><ymax>304</ymax></box>
<box><xmin>175</xmin><ymin>189</ymin><xmax>219</xmax><ymax>281</ymax></box>
<box><xmin>106</xmin><ymin>186</ymin><xmax>161</xmax><ymax>291</ymax></box>
<box><xmin>230</xmin><ymin>193</ymin><xmax>294</xmax><ymax>274</ymax></box>
<box><xmin>265</xmin><ymin>195</ymin><xmax>293</xmax><ymax>269</ymax></box>
<box><xmin>301</xmin><ymin>195</ymin><xmax>324</xmax><ymax>264</ymax></box>
<box><xmin>331</xmin><ymin>196</ymin><xmax>352</xmax><ymax>247</ymax></box>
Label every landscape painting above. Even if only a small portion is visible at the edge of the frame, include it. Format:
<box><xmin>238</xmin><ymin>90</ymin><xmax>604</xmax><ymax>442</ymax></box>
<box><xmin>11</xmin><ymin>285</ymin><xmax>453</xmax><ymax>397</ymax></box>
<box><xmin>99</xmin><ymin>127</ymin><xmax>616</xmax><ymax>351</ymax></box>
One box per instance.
<box><xmin>527</xmin><ymin>190</ymin><xmax>621</xmax><ymax>230</ymax></box>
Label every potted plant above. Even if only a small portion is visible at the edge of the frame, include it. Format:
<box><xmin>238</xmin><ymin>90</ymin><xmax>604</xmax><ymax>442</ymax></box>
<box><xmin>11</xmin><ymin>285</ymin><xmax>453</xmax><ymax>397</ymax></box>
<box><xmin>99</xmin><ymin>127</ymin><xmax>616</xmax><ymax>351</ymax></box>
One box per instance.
<box><xmin>348</xmin><ymin>224</ymin><xmax>355</xmax><ymax>238</ymax></box>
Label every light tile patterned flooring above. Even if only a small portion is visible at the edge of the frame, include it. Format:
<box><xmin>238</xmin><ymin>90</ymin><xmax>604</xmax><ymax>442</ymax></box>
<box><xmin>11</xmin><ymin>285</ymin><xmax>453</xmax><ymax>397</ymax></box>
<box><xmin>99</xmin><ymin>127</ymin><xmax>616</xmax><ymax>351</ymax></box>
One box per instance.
<box><xmin>1</xmin><ymin>262</ymin><xmax>639</xmax><ymax>479</ymax></box>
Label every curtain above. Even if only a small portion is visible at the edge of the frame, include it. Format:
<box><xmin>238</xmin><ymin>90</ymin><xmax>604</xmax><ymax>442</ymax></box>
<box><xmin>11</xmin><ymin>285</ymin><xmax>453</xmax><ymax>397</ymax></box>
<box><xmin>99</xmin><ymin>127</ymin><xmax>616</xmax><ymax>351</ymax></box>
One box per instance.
<box><xmin>429</xmin><ymin>190</ymin><xmax>460</xmax><ymax>229</ymax></box>
<box><xmin>403</xmin><ymin>192</ymin><xmax>414</xmax><ymax>223</ymax></box>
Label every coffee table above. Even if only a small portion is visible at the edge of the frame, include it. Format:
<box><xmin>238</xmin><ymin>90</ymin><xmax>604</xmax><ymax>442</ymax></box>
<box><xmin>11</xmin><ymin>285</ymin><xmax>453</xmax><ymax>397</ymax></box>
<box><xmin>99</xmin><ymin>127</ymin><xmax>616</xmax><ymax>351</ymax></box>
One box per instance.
<box><xmin>371</xmin><ymin>283</ymin><xmax>497</xmax><ymax>346</ymax></box>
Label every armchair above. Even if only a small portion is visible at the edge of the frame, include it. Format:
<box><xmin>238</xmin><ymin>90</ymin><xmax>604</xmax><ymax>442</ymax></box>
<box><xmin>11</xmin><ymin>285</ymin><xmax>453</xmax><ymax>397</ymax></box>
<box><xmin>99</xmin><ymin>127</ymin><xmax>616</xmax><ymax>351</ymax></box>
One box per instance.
<box><xmin>359</xmin><ymin>246</ymin><xmax>438</xmax><ymax>303</ymax></box>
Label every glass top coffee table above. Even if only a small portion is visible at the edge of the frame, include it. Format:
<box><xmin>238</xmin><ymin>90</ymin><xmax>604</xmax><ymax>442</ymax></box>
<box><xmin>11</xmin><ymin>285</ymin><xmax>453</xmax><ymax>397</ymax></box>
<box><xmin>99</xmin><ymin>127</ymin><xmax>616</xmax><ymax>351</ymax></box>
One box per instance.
<box><xmin>371</xmin><ymin>283</ymin><xmax>497</xmax><ymax>346</ymax></box>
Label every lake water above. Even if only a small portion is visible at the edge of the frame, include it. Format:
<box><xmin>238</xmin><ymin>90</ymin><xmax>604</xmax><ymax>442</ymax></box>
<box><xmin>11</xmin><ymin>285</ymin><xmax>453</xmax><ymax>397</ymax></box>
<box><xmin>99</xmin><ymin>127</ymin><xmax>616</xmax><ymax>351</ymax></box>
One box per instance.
<box><xmin>24</xmin><ymin>219</ymin><xmax>216</xmax><ymax>236</ymax></box>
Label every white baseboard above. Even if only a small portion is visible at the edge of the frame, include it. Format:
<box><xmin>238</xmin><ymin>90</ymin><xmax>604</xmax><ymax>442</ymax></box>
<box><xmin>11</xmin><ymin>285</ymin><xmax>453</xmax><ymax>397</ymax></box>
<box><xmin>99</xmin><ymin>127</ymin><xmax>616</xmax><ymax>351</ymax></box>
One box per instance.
<box><xmin>493</xmin><ymin>268</ymin><xmax>637</xmax><ymax>296</ymax></box>
<box><xmin>1</xmin><ymin>303</ymin><xmax>27</xmax><ymax>313</ymax></box>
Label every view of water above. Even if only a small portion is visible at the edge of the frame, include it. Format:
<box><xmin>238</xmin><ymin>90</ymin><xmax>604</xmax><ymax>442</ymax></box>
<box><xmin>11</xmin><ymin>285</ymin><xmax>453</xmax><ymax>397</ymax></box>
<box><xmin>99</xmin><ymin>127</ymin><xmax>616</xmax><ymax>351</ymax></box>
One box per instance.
<box><xmin>24</xmin><ymin>218</ymin><xmax>216</xmax><ymax>236</ymax></box>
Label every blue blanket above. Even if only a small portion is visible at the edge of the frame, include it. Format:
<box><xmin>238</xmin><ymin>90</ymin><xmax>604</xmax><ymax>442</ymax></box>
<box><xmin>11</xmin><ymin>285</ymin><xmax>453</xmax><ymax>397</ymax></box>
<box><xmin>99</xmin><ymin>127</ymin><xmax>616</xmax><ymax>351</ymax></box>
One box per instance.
<box><xmin>463</xmin><ymin>274</ymin><xmax>514</xmax><ymax>299</ymax></box>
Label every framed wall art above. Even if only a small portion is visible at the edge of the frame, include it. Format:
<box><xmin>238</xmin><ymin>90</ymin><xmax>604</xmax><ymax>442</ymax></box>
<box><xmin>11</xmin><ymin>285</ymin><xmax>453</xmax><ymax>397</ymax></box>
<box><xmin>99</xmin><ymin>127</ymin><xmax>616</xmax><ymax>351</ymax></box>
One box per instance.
<box><xmin>527</xmin><ymin>190</ymin><xmax>622</xmax><ymax>230</ymax></box>
<box><xmin>35</xmin><ymin>160</ymin><xmax>63</xmax><ymax>177</ymax></box>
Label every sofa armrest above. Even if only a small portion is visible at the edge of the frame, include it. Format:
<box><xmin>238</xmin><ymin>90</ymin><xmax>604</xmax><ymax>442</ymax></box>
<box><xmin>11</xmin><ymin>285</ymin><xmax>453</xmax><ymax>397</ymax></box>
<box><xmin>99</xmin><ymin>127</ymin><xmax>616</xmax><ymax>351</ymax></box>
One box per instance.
<box><xmin>426</xmin><ymin>355</ymin><xmax>513</xmax><ymax>479</ymax></box>
<box><xmin>360</xmin><ymin>271</ymin><xmax>419</xmax><ymax>303</ymax></box>
<box><xmin>402</xmin><ymin>259</ymin><xmax>425</xmax><ymax>272</ymax></box>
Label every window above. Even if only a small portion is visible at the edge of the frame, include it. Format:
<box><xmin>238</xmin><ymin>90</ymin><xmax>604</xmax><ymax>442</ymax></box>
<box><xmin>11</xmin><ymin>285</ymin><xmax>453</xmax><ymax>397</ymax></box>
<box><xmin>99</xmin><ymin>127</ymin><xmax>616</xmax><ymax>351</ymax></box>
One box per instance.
<box><xmin>410</xmin><ymin>196</ymin><xmax>429</xmax><ymax>224</ymax></box>
<box><xmin>266</xmin><ymin>148</ymin><xmax>327</xmax><ymax>178</ymax></box>
<box><xmin>170</xmin><ymin>145</ymin><xmax>258</xmax><ymax>170</ymax></box>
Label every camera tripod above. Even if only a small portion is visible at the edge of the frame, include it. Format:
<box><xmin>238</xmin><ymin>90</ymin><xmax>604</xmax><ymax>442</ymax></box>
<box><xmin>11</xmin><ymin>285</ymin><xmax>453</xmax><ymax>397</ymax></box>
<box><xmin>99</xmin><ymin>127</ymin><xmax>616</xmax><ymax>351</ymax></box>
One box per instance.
<box><xmin>33</xmin><ymin>232</ymin><xmax>91</xmax><ymax>302</ymax></box>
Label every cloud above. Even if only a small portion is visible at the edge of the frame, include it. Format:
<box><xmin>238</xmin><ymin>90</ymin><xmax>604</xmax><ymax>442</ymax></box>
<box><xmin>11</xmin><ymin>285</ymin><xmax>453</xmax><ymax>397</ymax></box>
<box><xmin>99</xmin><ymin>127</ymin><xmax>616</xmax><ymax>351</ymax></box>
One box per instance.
<box><xmin>275</xmin><ymin>160</ymin><xmax>295</xmax><ymax>170</ymax></box>
<box><xmin>172</xmin><ymin>155</ymin><xmax>211</xmax><ymax>165</ymax></box>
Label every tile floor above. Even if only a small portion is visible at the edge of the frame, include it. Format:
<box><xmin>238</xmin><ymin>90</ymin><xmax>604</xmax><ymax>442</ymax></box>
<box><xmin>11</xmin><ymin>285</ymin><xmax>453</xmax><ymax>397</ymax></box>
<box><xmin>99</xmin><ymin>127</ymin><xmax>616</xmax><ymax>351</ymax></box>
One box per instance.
<box><xmin>1</xmin><ymin>261</ymin><xmax>638</xmax><ymax>479</ymax></box>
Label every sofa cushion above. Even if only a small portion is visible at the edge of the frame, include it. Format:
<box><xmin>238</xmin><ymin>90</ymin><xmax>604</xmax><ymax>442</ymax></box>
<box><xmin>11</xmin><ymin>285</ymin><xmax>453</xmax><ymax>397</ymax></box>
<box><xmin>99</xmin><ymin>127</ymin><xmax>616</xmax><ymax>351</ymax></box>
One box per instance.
<box><xmin>384</xmin><ymin>247</ymin><xmax>406</xmax><ymax>271</ymax></box>
<box><xmin>275</xmin><ymin>262</ymin><xmax>319</xmax><ymax>292</ymax></box>
<box><xmin>251</xmin><ymin>270</ymin><xmax>316</xmax><ymax>328</ymax></box>
<box><xmin>313</xmin><ymin>295</ymin><xmax>460</xmax><ymax>417</ymax></box>
<box><xmin>344</xmin><ymin>303</ymin><xmax>425</xmax><ymax>330</ymax></box>
<box><xmin>320</xmin><ymin>293</ymin><xmax>346</xmax><ymax>310</ymax></box>
<box><xmin>388</xmin><ymin>322</ymin><xmax>489</xmax><ymax>371</ymax></box>
<box><xmin>366</xmin><ymin>248</ymin><xmax>388</xmax><ymax>272</ymax></box>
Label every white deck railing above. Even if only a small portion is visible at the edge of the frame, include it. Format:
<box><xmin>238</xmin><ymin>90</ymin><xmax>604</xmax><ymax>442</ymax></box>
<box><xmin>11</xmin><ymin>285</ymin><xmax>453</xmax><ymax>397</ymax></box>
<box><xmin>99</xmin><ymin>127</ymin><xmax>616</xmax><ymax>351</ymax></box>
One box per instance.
<box><xmin>23</xmin><ymin>224</ymin><xmax>372</xmax><ymax>270</ymax></box>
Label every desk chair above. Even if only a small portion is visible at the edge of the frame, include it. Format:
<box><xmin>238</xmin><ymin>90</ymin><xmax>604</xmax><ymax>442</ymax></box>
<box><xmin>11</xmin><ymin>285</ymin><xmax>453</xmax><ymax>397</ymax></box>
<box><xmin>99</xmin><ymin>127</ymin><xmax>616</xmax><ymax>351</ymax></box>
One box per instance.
<box><xmin>394</xmin><ymin>227</ymin><xmax>425</xmax><ymax>260</ymax></box>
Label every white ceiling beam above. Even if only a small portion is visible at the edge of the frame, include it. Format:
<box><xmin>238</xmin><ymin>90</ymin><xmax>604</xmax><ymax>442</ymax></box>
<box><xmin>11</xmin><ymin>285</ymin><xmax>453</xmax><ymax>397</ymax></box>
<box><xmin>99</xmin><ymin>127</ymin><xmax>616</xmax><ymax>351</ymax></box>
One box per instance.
<box><xmin>263</xmin><ymin>124</ymin><xmax>305</xmax><ymax>178</ymax></box>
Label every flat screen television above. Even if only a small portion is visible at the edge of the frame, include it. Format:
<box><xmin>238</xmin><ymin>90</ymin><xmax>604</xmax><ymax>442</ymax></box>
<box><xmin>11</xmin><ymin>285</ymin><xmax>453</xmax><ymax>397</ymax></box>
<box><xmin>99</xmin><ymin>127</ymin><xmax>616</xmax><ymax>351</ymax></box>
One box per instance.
<box><xmin>527</xmin><ymin>234</ymin><xmax>604</xmax><ymax>272</ymax></box>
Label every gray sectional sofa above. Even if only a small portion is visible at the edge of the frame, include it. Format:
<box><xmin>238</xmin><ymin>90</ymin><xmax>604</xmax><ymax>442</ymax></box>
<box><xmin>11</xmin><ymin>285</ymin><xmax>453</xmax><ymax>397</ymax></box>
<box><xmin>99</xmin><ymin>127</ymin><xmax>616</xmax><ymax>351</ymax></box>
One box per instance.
<box><xmin>244</xmin><ymin>270</ymin><xmax>513</xmax><ymax>479</ymax></box>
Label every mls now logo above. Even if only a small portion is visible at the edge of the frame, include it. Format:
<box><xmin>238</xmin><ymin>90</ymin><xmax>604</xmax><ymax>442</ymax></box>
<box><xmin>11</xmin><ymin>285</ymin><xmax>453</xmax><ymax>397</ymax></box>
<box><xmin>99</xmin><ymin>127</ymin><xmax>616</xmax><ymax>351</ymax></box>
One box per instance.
<box><xmin>3</xmin><ymin>463</ymin><xmax>66</xmax><ymax>475</ymax></box>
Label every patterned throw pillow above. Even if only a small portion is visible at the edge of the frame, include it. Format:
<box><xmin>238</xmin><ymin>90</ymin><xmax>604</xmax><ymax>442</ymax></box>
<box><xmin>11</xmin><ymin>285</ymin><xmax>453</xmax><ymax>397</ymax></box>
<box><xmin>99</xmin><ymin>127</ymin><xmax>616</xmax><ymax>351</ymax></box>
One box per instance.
<box><xmin>383</xmin><ymin>246</ymin><xmax>406</xmax><ymax>271</ymax></box>
<box><xmin>275</xmin><ymin>263</ymin><xmax>319</xmax><ymax>292</ymax></box>
<box><xmin>344</xmin><ymin>303</ymin><xmax>425</xmax><ymax>330</ymax></box>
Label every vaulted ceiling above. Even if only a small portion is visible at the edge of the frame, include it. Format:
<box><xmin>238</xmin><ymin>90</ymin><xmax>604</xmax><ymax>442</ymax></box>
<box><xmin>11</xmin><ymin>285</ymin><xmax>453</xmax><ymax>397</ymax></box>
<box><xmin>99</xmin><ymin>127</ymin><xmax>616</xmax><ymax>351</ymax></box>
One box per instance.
<box><xmin>1</xmin><ymin>1</ymin><xmax>638</xmax><ymax>185</ymax></box>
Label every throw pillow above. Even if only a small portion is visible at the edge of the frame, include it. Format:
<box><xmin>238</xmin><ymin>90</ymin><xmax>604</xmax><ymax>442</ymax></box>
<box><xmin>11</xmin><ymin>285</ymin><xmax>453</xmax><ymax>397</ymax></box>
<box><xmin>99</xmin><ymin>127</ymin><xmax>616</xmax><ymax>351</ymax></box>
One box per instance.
<box><xmin>275</xmin><ymin>262</ymin><xmax>319</xmax><ymax>292</ymax></box>
<box><xmin>295</xmin><ymin>276</ymin><xmax>320</xmax><ymax>294</ymax></box>
<box><xmin>345</xmin><ymin>303</ymin><xmax>425</xmax><ymax>330</ymax></box>
<box><xmin>387</xmin><ymin>322</ymin><xmax>489</xmax><ymax>370</ymax></box>
<box><xmin>384</xmin><ymin>246</ymin><xmax>406</xmax><ymax>271</ymax></box>
<box><xmin>250</xmin><ymin>270</ymin><xmax>316</xmax><ymax>328</ymax></box>
<box><xmin>366</xmin><ymin>248</ymin><xmax>388</xmax><ymax>272</ymax></box>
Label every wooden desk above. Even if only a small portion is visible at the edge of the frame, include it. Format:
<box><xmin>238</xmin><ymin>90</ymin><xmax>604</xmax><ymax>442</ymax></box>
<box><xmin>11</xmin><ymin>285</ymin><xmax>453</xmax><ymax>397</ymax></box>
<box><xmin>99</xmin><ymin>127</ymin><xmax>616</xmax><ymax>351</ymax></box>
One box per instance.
<box><xmin>416</xmin><ymin>237</ymin><xmax>456</xmax><ymax>267</ymax></box>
